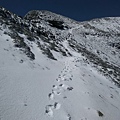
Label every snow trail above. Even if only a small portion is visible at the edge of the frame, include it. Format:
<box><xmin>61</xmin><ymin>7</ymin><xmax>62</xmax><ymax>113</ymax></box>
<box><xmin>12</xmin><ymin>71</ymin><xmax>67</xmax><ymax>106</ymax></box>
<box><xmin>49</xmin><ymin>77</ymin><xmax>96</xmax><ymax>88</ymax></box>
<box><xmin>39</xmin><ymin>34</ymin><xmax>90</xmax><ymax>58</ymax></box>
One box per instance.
<box><xmin>45</xmin><ymin>57</ymin><xmax>75</xmax><ymax>117</ymax></box>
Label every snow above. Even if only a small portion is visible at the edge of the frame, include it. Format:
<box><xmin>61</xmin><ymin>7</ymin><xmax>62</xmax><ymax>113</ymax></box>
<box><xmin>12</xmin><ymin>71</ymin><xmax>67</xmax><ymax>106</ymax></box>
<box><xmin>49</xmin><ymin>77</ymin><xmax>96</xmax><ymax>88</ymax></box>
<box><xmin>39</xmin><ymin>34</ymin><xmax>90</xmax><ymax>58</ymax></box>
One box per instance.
<box><xmin>0</xmin><ymin>29</ymin><xmax>120</xmax><ymax>120</ymax></box>
<box><xmin>0</xmin><ymin>8</ymin><xmax>120</xmax><ymax>120</ymax></box>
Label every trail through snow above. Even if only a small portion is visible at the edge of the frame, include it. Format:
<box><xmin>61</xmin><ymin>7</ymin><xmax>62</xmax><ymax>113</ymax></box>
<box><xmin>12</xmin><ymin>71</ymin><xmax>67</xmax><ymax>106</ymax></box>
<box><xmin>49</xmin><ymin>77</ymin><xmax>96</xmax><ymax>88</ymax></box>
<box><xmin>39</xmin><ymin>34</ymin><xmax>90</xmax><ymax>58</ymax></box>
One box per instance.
<box><xmin>45</xmin><ymin>57</ymin><xmax>75</xmax><ymax>118</ymax></box>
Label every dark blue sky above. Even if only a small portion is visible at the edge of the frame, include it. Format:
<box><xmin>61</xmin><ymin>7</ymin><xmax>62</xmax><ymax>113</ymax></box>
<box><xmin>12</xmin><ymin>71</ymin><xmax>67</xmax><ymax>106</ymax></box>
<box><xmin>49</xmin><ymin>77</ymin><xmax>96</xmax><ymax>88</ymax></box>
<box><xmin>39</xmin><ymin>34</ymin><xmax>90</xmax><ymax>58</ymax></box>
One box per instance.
<box><xmin>0</xmin><ymin>0</ymin><xmax>120</xmax><ymax>21</ymax></box>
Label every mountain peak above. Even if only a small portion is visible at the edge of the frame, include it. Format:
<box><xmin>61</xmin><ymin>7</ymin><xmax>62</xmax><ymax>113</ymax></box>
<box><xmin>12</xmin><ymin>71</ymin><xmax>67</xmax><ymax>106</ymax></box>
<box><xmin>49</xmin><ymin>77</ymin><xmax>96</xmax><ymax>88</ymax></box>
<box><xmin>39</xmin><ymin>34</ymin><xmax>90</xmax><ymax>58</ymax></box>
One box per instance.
<box><xmin>24</xmin><ymin>10</ymin><xmax>79</xmax><ymax>26</ymax></box>
<box><xmin>24</xmin><ymin>10</ymin><xmax>63</xmax><ymax>21</ymax></box>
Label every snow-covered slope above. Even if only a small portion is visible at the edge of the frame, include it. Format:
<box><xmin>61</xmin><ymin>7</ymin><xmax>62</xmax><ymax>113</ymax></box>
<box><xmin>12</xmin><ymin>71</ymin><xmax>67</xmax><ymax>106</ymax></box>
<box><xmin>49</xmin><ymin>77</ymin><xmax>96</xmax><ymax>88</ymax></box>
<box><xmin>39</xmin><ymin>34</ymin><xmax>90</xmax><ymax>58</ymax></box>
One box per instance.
<box><xmin>0</xmin><ymin>7</ymin><xmax>120</xmax><ymax>120</ymax></box>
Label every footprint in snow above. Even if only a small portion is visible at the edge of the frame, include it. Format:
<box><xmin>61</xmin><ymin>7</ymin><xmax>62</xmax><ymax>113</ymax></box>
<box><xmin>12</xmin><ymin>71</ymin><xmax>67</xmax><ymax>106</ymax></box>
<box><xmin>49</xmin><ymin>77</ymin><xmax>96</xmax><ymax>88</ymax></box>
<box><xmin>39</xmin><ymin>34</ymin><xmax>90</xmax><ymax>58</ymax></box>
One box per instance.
<box><xmin>58</xmin><ymin>76</ymin><xmax>61</xmax><ymax>79</ymax></box>
<box><xmin>69</xmin><ymin>78</ymin><xmax>72</xmax><ymax>81</ymax></box>
<box><xmin>48</xmin><ymin>92</ymin><xmax>54</xmax><ymax>100</ymax></box>
<box><xmin>67</xmin><ymin>87</ymin><xmax>73</xmax><ymax>91</ymax></box>
<box><xmin>59</xmin><ymin>84</ymin><xmax>73</xmax><ymax>91</ymax></box>
<box><xmin>63</xmin><ymin>96</ymin><xmax>67</xmax><ymax>99</ymax></box>
<box><xmin>56</xmin><ymin>78</ymin><xmax>61</xmax><ymax>82</ymax></box>
<box><xmin>64</xmin><ymin>77</ymin><xmax>72</xmax><ymax>81</ymax></box>
<box><xmin>45</xmin><ymin>102</ymin><xmax>61</xmax><ymax>116</ymax></box>
<box><xmin>59</xmin><ymin>84</ymin><xmax>64</xmax><ymax>87</ymax></box>
<box><xmin>45</xmin><ymin>105</ymin><xmax>54</xmax><ymax>117</ymax></box>
<box><xmin>53</xmin><ymin>85</ymin><xmax>58</xmax><ymax>89</ymax></box>
<box><xmin>67</xmin><ymin>114</ymin><xmax>72</xmax><ymax>120</ymax></box>
<box><xmin>54</xmin><ymin>102</ymin><xmax>61</xmax><ymax>110</ymax></box>
<box><xmin>52</xmin><ymin>90</ymin><xmax>61</xmax><ymax>95</ymax></box>
<box><xmin>63</xmin><ymin>74</ymin><xmax>66</xmax><ymax>77</ymax></box>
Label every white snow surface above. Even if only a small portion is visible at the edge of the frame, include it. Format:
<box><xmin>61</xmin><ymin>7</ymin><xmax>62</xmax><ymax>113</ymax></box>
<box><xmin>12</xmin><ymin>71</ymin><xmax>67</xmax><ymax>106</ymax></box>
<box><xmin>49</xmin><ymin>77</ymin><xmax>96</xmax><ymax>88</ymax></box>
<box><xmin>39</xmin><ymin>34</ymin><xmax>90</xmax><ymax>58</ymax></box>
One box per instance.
<box><xmin>0</xmin><ymin>26</ymin><xmax>120</xmax><ymax>120</ymax></box>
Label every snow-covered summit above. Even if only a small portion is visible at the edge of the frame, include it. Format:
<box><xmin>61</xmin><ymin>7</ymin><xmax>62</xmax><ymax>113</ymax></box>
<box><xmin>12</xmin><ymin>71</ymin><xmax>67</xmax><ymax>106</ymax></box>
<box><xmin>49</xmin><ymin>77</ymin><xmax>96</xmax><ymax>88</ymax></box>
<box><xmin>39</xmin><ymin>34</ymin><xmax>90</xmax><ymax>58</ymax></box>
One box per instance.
<box><xmin>0</xmin><ymin>7</ymin><xmax>120</xmax><ymax>120</ymax></box>
<box><xmin>24</xmin><ymin>10</ymin><xmax>78</xmax><ymax>24</ymax></box>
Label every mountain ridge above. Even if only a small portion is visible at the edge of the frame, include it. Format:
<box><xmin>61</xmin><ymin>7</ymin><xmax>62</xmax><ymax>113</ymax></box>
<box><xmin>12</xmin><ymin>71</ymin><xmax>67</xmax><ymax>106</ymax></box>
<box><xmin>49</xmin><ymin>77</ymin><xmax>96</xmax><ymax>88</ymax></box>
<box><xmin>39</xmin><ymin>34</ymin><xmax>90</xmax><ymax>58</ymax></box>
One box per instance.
<box><xmin>0</xmin><ymin>6</ymin><xmax>120</xmax><ymax>84</ymax></box>
<box><xmin>0</xmin><ymin>6</ymin><xmax>120</xmax><ymax>85</ymax></box>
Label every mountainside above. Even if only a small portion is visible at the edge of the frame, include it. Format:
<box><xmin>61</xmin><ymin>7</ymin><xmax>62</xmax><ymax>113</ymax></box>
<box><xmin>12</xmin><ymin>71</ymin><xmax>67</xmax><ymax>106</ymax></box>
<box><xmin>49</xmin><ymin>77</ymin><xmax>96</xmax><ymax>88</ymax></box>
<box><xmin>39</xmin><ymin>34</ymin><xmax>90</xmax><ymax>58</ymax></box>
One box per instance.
<box><xmin>0</xmin><ymin>7</ymin><xmax>120</xmax><ymax>120</ymax></box>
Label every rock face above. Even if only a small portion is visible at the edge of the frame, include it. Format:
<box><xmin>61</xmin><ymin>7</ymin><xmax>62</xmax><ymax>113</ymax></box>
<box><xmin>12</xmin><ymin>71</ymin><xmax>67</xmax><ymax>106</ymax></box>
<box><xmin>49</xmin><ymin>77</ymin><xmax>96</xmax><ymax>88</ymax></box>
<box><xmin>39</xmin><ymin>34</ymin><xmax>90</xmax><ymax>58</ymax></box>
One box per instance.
<box><xmin>0</xmin><ymin>7</ymin><xmax>120</xmax><ymax>120</ymax></box>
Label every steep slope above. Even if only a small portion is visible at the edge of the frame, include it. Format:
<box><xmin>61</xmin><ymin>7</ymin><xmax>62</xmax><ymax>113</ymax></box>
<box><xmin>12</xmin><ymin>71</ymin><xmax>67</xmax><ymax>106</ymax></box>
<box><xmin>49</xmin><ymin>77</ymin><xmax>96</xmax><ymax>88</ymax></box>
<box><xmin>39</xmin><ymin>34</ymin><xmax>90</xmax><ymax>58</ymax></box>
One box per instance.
<box><xmin>24</xmin><ymin>10</ymin><xmax>120</xmax><ymax>86</ymax></box>
<box><xmin>0</xmin><ymin>7</ymin><xmax>120</xmax><ymax>120</ymax></box>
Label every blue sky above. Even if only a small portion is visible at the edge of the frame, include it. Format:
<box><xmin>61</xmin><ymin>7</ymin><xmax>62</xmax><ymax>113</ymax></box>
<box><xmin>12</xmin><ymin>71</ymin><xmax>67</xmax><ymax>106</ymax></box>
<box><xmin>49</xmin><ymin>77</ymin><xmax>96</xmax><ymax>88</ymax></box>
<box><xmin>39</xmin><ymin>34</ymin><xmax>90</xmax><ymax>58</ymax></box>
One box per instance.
<box><xmin>0</xmin><ymin>0</ymin><xmax>120</xmax><ymax>21</ymax></box>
